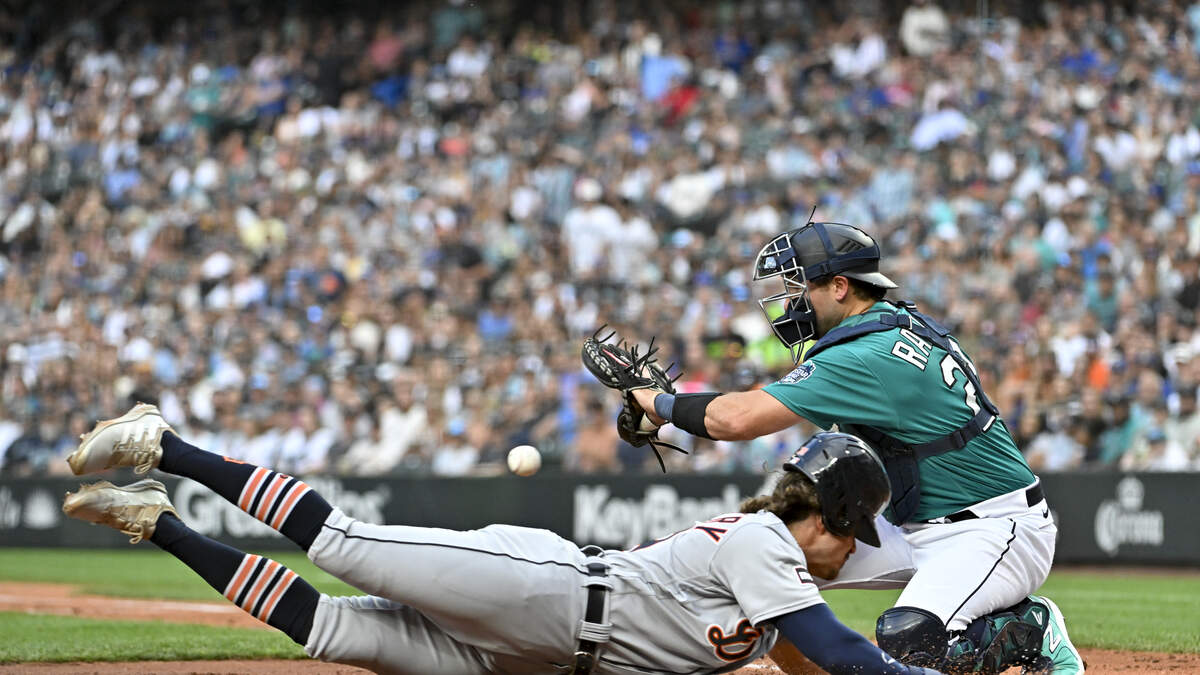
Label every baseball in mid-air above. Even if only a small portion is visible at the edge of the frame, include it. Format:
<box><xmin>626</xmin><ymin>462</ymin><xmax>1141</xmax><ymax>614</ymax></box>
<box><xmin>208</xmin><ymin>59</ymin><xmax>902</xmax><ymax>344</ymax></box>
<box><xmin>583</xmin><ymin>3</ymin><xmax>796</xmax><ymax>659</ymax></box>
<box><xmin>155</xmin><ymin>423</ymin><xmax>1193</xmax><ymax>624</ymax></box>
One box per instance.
<box><xmin>507</xmin><ymin>444</ymin><xmax>542</xmax><ymax>476</ymax></box>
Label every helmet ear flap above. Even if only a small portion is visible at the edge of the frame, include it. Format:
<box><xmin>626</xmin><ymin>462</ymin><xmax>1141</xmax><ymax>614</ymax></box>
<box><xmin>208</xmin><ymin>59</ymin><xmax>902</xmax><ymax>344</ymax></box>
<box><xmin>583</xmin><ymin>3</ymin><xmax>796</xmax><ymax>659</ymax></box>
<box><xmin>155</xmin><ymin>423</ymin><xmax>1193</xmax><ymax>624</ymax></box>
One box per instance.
<box><xmin>783</xmin><ymin>432</ymin><xmax>890</xmax><ymax>547</ymax></box>
<box><xmin>815</xmin><ymin>461</ymin><xmax>855</xmax><ymax>537</ymax></box>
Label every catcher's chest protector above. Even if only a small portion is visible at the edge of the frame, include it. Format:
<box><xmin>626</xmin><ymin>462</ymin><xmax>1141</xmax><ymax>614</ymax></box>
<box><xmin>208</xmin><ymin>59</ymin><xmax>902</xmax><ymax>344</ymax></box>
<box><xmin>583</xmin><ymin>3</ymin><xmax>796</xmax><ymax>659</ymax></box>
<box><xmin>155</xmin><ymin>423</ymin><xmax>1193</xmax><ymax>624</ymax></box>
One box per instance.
<box><xmin>803</xmin><ymin>301</ymin><xmax>1001</xmax><ymax>523</ymax></box>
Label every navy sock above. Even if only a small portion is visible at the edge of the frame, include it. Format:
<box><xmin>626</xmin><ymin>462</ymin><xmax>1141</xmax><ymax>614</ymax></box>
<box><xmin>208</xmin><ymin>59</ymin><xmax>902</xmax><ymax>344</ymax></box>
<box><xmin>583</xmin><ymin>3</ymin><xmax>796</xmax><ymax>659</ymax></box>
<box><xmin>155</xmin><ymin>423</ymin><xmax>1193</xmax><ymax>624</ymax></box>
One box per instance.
<box><xmin>159</xmin><ymin>431</ymin><xmax>331</xmax><ymax>551</ymax></box>
<box><xmin>150</xmin><ymin>513</ymin><xmax>317</xmax><ymax>645</ymax></box>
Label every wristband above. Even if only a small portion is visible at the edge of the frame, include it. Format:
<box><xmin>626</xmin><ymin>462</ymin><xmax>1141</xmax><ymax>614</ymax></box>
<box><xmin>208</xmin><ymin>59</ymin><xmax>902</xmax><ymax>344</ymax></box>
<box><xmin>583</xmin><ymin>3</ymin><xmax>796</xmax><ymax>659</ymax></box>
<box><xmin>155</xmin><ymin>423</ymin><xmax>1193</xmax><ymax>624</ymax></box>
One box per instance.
<box><xmin>653</xmin><ymin>393</ymin><xmax>676</xmax><ymax>421</ymax></box>
<box><xmin>671</xmin><ymin>392</ymin><xmax>721</xmax><ymax>439</ymax></box>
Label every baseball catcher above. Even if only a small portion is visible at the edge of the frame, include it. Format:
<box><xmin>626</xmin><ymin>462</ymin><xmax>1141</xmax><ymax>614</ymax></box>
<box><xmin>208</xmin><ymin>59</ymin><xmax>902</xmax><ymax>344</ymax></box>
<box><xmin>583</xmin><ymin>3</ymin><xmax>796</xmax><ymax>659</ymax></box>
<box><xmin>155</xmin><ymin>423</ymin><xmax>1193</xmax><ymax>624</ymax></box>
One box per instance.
<box><xmin>618</xmin><ymin>219</ymin><xmax>1085</xmax><ymax>674</ymax></box>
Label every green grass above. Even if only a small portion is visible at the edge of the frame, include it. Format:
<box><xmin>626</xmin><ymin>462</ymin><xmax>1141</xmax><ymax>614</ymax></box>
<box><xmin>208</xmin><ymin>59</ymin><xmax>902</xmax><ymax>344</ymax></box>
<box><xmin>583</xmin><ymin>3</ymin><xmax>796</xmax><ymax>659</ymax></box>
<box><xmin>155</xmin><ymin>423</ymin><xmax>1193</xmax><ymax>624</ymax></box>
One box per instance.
<box><xmin>0</xmin><ymin>548</ymin><xmax>358</xmax><ymax>599</ymax></box>
<box><xmin>0</xmin><ymin>612</ymin><xmax>304</xmax><ymax>662</ymax></box>
<box><xmin>823</xmin><ymin>587</ymin><xmax>902</xmax><ymax>636</ymax></box>
<box><xmin>1029</xmin><ymin>572</ymin><xmax>1200</xmax><ymax>653</ymax></box>
<box><xmin>0</xmin><ymin>548</ymin><xmax>1197</xmax><ymax>662</ymax></box>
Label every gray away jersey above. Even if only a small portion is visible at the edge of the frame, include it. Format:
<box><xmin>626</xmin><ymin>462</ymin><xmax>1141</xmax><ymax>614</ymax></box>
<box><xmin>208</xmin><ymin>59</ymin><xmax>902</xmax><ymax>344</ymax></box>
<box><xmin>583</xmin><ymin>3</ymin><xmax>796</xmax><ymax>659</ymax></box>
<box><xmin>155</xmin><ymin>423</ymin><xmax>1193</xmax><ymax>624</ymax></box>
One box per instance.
<box><xmin>597</xmin><ymin>511</ymin><xmax>824</xmax><ymax>674</ymax></box>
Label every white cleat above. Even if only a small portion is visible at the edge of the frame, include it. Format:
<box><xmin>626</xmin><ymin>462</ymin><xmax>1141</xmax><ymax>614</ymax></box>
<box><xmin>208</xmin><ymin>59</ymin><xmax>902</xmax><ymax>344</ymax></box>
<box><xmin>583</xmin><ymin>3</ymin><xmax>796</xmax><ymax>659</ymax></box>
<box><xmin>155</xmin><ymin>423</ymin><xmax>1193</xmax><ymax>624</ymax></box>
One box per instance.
<box><xmin>67</xmin><ymin>403</ymin><xmax>175</xmax><ymax>476</ymax></box>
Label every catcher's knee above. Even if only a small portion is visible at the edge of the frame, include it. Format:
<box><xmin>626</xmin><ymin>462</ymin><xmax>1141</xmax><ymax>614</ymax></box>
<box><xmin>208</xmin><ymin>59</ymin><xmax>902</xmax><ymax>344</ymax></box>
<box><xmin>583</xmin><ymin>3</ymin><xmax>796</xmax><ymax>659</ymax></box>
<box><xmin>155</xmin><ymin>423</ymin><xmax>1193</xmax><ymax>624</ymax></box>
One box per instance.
<box><xmin>876</xmin><ymin>606</ymin><xmax>948</xmax><ymax>668</ymax></box>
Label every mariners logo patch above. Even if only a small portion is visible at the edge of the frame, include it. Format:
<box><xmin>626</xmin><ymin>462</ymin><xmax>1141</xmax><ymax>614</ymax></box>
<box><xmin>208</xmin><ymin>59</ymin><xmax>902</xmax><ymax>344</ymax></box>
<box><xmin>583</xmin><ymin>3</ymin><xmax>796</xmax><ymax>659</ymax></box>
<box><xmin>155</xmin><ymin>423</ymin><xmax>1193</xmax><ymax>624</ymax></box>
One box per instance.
<box><xmin>779</xmin><ymin>363</ymin><xmax>816</xmax><ymax>383</ymax></box>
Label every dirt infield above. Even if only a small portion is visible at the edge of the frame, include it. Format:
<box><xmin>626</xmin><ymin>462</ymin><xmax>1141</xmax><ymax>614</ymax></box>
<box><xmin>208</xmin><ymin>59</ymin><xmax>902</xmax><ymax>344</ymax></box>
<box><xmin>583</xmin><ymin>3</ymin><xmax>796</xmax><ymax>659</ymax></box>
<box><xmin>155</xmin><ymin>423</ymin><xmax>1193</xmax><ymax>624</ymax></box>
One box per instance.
<box><xmin>2</xmin><ymin>582</ymin><xmax>1197</xmax><ymax>673</ymax></box>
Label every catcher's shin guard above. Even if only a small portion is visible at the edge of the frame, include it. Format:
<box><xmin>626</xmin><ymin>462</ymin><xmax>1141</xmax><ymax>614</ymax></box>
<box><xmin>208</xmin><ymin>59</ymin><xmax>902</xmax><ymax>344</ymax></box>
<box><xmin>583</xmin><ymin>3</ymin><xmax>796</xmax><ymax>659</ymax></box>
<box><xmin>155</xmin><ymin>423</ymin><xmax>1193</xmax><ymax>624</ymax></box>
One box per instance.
<box><xmin>876</xmin><ymin>606</ymin><xmax>949</xmax><ymax>669</ymax></box>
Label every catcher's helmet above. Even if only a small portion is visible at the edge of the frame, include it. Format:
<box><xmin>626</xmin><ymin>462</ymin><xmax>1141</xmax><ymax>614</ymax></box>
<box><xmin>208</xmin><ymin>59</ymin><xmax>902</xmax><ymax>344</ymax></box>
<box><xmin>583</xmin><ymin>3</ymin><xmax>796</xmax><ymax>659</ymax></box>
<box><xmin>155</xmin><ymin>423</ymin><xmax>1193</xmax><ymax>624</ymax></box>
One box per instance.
<box><xmin>783</xmin><ymin>431</ymin><xmax>890</xmax><ymax>547</ymax></box>
<box><xmin>754</xmin><ymin>222</ymin><xmax>897</xmax><ymax>361</ymax></box>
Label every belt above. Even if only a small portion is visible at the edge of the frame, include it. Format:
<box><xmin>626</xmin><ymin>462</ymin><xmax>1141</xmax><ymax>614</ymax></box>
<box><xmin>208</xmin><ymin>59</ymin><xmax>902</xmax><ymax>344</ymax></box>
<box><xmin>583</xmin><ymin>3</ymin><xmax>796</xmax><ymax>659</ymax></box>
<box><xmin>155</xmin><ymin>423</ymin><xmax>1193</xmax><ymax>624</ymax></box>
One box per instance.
<box><xmin>570</xmin><ymin>546</ymin><xmax>612</xmax><ymax>675</ymax></box>
<box><xmin>943</xmin><ymin>483</ymin><xmax>1045</xmax><ymax>523</ymax></box>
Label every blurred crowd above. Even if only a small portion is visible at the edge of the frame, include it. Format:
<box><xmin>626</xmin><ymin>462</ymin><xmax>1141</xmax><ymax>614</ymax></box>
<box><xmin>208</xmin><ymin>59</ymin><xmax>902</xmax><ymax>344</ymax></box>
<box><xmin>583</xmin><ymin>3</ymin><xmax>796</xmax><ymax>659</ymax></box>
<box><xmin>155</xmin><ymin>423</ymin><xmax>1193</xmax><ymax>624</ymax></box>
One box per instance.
<box><xmin>2</xmin><ymin>0</ymin><xmax>1200</xmax><ymax>478</ymax></box>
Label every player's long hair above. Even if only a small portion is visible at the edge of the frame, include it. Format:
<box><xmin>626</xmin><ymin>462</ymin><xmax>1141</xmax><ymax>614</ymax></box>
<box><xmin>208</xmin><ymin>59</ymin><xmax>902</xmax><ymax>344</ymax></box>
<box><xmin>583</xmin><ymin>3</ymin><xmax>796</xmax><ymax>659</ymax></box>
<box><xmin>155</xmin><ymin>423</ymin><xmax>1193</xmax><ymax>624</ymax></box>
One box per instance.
<box><xmin>738</xmin><ymin>472</ymin><xmax>821</xmax><ymax>525</ymax></box>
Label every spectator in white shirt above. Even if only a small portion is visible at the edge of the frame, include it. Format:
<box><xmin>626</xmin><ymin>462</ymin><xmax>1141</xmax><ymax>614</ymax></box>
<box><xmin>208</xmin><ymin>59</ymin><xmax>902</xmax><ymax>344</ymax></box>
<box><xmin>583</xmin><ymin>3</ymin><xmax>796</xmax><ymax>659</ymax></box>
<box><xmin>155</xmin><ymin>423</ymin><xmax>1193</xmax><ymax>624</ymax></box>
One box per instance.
<box><xmin>608</xmin><ymin>200</ymin><xmax>658</xmax><ymax>282</ymax></box>
<box><xmin>277</xmin><ymin>405</ymin><xmax>339</xmax><ymax>475</ymax></box>
<box><xmin>431</xmin><ymin>416</ymin><xmax>479</xmax><ymax>476</ymax></box>
<box><xmin>362</xmin><ymin>382</ymin><xmax>428</xmax><ymax>475</ymax></box>
<box><xmin>562</xmin><ymin>178</ymin><xmax>621</xmax><ymax>279</ymax></box>
<box><xmin>900</xmin><ymin>0</ymin><xmax>951</xmax><ymax>57</ymax></box>
<box><xmin>446</xmin><ymin>36</ymin><xmax>490</xmax><ymax>80</ymax></box>
<box><xmin>911</xmin><ymin>100</ymin><xmax>974</xmax><ymax>151</ymax></box>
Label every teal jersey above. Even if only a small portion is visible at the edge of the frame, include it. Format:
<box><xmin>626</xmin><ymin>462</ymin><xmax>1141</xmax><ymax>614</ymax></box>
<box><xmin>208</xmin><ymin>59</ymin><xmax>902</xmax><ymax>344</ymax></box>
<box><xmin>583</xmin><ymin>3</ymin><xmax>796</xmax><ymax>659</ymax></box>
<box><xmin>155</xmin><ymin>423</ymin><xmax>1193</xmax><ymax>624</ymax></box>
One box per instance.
<box><xmin>763</xmin><ymin>303</ymin><xmax>1035</xmax><ymax>522</ymax></box>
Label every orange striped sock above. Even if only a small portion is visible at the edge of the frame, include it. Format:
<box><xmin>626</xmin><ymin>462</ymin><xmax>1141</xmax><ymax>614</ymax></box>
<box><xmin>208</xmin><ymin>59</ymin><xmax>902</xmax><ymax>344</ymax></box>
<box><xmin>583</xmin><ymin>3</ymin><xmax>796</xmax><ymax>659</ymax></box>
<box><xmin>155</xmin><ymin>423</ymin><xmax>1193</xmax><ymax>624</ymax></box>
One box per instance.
<box><xmin>152</xmin><ymin>514</ymin><xmax>317</xmax><ymax>645</ymax></box>
<box><xmin>160</xmin><ymin>433</ymin><xmax>331</xmax><ymax>550</ymax></box>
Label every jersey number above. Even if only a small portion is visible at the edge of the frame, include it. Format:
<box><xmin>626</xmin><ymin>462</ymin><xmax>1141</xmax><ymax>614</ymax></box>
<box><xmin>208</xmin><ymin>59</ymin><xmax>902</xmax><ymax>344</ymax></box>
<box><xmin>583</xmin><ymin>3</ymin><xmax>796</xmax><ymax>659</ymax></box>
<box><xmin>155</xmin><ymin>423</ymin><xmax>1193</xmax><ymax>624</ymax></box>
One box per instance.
<box><xmin>939</xmin><ymin>353</ymin><xmax>980</xmax><ymax>414</ymax></box>
<box><xmin>893</xmin><ymin>332</ymin><xmax>985</xmax><ymax>417</ymax></box>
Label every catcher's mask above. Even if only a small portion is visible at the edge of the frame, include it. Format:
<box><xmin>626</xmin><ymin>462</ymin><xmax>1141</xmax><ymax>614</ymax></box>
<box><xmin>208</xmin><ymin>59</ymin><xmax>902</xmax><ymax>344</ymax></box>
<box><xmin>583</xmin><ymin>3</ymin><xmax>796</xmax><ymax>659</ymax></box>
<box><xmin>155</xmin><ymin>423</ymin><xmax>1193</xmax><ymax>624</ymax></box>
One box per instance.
<box><xmin>753</xmin><ymin>221</ymin><xmax>897</xmax><ymax>362</ymax></box>
<box><xmin>783</xmin><ymin>432</ymin><xmax>890</xmax><ymax>547</ymax></box>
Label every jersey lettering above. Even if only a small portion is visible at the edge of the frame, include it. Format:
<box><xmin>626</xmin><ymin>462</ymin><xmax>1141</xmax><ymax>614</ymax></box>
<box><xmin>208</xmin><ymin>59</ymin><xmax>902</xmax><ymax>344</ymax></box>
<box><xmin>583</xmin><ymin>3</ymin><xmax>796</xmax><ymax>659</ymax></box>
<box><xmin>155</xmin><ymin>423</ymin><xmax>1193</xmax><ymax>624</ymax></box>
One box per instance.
<box><xmin>898</xmin><ymin>328</ymin><xmax>933</xmax><ymax>356</ymax></box>
<box><xmin>891</xmin><ymin>340</ymin><xmax>928</xmax><ymax>370</ymax></box>
<box><xmin>706</xmin><ymin>619</ymin><xmax>763</xmax><ymax>661</ymax></box>
<box><xmin>630</xmin><ymin>515</ymin><xmax>743</xmax><ymax>550</ymax></box>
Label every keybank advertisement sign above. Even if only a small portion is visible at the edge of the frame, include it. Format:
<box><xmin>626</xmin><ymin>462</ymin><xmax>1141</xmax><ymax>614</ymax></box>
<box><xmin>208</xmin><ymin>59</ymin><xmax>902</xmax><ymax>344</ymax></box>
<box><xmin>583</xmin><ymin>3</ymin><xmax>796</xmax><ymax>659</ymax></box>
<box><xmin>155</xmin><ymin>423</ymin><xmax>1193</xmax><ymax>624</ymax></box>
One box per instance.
<box><xmin>572</xmin><ymin>475</ymin><xmax>775</xmax><ymax>549</ymax></box>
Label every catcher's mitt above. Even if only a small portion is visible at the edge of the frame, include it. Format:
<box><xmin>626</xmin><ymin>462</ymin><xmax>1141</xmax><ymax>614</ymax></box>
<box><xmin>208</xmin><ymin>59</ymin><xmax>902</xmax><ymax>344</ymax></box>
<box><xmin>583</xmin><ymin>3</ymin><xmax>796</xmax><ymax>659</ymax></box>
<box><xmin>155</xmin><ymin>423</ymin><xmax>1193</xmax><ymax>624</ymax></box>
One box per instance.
<box><xmin>581</xmin><ymin>326</ymin><xmax>687</xmax><ymax>472</ymax></box>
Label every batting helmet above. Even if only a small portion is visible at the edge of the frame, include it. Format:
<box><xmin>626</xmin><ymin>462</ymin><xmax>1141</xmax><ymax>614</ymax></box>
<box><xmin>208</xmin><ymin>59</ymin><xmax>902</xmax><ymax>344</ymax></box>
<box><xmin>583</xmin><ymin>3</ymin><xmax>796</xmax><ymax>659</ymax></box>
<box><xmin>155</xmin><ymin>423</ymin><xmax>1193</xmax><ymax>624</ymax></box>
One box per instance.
<box><xmin>754</xmin><ymin>222</ymin><xmax>897</xmax><ymax>359</ymax></box>
<box><xmin>783</xmin><ymin>431</ymin><xmax>890</xmax><ymax>547</ymax></box>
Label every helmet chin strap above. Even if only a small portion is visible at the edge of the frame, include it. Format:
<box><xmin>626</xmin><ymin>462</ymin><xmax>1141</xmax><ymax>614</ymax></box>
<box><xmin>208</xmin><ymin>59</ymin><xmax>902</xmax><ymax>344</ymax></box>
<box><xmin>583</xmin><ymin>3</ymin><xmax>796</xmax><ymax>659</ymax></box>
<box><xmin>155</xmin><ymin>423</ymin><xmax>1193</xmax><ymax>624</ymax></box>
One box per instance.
<box><xmin>776</xmin><ymin>285</ymin><xmax>880</xmax><ymax>362</ymax></box>
<box><xmin>769</xmin><ymin>303</ymin><xmax>818</xmax><ymax>363</ymax></box>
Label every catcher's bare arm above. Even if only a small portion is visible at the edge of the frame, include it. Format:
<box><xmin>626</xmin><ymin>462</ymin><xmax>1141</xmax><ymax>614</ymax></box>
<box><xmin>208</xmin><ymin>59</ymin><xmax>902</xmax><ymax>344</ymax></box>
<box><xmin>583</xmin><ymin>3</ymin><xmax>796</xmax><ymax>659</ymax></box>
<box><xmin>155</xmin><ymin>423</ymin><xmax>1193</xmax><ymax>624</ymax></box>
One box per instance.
<box><xmin>632</xmin><ymin>388</ymin><xmax>802</xmax><ymax>441</ymax></box>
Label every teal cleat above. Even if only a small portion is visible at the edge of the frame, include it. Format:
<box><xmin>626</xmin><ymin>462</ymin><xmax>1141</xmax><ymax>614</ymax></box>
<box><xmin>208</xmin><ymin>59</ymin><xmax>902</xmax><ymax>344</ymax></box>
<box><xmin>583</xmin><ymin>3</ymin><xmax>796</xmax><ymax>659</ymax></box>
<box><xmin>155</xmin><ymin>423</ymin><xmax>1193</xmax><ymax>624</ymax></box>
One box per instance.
<box><xmin>1022</xmin><ymin>595</ymin><xmax>1085</xmax><ymax>674</ymax></box>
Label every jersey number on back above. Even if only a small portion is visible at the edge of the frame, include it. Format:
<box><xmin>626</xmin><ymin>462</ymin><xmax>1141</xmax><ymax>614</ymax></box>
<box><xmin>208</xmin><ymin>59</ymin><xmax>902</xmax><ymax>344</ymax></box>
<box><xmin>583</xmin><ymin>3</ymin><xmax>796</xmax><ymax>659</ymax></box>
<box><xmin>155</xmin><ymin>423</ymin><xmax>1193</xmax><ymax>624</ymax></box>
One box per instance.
<box><xmin>891</xmin><ymin>332</ymin><xmax>980</xmax><ymax>413</ymax></box>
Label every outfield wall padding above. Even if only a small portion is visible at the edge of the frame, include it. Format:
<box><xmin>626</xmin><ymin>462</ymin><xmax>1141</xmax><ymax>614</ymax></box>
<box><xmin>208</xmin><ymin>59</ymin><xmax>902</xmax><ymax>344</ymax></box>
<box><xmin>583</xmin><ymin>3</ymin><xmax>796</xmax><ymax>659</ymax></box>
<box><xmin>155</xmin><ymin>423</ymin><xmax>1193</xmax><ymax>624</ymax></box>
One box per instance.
<box><xmin>1</xmin><ymin>472</ymin><xmax>1196</xmax><ymax>565</ymax></box>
